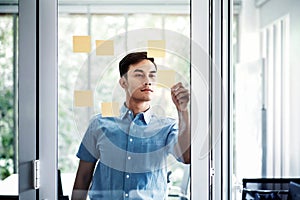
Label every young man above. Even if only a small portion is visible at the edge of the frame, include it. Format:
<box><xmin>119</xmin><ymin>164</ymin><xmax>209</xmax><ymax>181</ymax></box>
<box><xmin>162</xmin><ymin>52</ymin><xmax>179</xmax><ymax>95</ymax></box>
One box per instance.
<box><xmin>72</xmin><ymin>52</ymin><xmax>190</xmax><ymax>200</ymax></box>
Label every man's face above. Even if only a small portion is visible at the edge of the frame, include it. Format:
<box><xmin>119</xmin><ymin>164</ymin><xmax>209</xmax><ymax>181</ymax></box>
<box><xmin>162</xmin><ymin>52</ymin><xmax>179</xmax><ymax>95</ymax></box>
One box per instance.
<box><xmin>120</xmin><ymin>59</ymin><xmax>157</xmax><ymax>102</ymax></box>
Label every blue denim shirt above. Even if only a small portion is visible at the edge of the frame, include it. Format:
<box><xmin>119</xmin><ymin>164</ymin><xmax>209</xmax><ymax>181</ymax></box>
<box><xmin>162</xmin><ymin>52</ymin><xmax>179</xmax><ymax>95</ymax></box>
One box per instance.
<box><xmin>77</xmin><ymin>104</ymin><xmax>182</xmax><ymax>200</ymax></box>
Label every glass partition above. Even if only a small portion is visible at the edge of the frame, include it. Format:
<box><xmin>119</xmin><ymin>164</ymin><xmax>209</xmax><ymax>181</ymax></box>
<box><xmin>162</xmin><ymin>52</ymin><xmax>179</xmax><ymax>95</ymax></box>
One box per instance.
<box><xmin>58</xmin><ymin>1</ymin><xmax>191</xmax><ymax>199</ymax></box>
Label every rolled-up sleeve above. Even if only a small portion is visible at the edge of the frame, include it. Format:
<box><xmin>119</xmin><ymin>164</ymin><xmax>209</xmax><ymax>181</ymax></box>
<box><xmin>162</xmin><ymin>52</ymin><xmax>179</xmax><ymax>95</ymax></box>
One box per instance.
<box><xmin>76</xmin><ymin>143</ymin><xmax>98</xmax><ymax>163</ymax></box>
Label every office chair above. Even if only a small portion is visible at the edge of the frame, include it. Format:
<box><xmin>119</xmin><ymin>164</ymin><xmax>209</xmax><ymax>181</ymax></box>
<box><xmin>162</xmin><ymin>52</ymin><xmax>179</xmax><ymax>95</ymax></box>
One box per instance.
<box><xmin>288</xmin><ymin>181</ymin><xmax>300</xmax><ymax>200</ymax></box>
<box><xmin>242</xmin><ymin>178</ymin><xmax>300</xmax><ymax>200</ymax></box>
<box><xmin>58</xmin><ymin>170</ymin><xmax>69</xmax><ymax>200</ymax></box>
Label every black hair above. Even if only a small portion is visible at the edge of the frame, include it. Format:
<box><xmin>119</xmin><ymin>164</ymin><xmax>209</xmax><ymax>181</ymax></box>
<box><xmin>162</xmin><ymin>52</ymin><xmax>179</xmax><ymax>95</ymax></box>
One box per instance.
<box><xmin>119</xmin><ymin>52</ymin><xmax>157</xmax><ymax>77</ymax></box>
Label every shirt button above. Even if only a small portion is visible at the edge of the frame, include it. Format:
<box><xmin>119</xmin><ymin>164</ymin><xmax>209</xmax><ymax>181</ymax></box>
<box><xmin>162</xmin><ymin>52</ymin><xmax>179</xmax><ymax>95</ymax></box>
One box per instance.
<box><xmin>127</xmin><ymin>156</ymin><xmax>131</xmax><ymax>160</ymax></box>
<box><xmin>126</xmin><ymin>174</ymin><xmax>130</xmax><ymax>179</ymax></box>
<box><xmin>125</xmin><ymin>193</ymin><xmax>129</xmax><ymax>197</ymax></box>
<box><xmin>129</xmin><ymin>138</ymin><xmax>133</xmax><ymax>142</ymax></box>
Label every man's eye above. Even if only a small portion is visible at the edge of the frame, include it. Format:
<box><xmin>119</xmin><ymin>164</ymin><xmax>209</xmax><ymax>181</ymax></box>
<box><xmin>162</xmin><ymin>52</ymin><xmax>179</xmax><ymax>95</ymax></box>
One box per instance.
<box><xmin>135</xmin><ymin>74</ymin><xmax>143</xmax><ymax>77</ymax></box>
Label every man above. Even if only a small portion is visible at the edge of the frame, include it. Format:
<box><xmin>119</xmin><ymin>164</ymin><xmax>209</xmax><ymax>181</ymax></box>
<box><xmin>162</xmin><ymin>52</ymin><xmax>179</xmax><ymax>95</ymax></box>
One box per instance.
<box><xmin>72</xmin><ymin>52</ymin><xmax>190</xmax><ymax>200</ymax></box>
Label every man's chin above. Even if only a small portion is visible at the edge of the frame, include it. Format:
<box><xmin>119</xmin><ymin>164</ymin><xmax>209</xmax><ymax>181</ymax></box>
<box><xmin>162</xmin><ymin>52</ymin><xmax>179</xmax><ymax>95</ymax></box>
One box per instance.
<box><xmin>132</xmin><ymin>96</ymin><xmax>152</xmax><ymax>102</ymax></box>
<box><xmin>141</xmin><ymin>97</ymin><xmax>152</xmax><ymax>101</ymax></box>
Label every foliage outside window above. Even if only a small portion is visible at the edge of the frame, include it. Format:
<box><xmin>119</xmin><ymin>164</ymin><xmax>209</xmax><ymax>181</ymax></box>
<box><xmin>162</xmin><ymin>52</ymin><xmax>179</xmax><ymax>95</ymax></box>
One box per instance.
<box><xmin>0</xmin><ymin>15</ymin><xmax>17</xmax><ymax>180</ymax></box>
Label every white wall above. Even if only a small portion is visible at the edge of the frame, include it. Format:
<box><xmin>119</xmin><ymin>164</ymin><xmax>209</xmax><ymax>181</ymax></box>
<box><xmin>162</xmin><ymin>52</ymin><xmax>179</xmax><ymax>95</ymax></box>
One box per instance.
<box><xmin>235</xmin><ymin>0</ymin><xmax>262</xmax><ymax>183</ymax></box>
<box><xmin>259</xmin><ymin>0</ymin><xmax>300</xmax><ymax>177</ymax></box>
<box><xmin>239</xmin><ymin>0</ymin><xmax>260</xmax><ymax>62</ymax></box>
<box><xmin>236</xmin><ymin>0</ymin><xmax>300</xmax><ymax>180</ymax></box>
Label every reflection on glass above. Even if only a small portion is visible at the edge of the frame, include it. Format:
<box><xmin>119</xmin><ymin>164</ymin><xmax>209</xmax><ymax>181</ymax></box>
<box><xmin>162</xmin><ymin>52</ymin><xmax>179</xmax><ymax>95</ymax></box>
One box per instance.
<box><xmin>233</xmin><ymin>0</ymin><xmax>300</xmax><ymax>199</ymax></box>
<box><xmin>58</xmin><ymin>1</ymin><xmax>190</xmax><ymax>199</ymax></box>
<box><xmin>0</xmin><ymin>13</ymin><xmax>18</xmax><ymax>195</ymax></box>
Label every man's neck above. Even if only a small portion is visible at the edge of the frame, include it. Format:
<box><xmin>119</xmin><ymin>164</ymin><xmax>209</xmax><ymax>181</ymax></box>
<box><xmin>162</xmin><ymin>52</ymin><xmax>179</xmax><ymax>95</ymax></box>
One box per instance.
<box><xmin>125</xmin><ymin>99</ymin><xmax>150</xmax><ymax>116</ymax></box>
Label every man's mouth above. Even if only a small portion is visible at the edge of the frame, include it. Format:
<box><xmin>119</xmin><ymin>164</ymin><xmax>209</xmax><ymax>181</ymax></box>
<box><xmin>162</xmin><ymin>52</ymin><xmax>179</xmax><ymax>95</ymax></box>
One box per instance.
<box><xmin>141</xmin><ymin>88</ymin><xmax>153</xmax><ymax>92</ymax></box>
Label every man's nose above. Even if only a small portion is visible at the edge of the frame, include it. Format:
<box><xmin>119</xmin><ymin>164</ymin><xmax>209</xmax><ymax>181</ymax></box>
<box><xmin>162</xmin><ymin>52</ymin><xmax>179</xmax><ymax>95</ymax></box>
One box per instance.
<box><xmin>143</xmin><ymin>76</ymin><xmax>152</xmax><ymax>86</ymax></box>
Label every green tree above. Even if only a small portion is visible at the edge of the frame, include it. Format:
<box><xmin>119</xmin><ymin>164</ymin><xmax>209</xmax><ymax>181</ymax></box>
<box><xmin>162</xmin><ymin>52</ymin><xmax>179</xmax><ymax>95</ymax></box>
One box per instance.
<box><xmin>0</xmin><ymin>15</ymin><xmax>15</xmax><ymax>180</ymax></box>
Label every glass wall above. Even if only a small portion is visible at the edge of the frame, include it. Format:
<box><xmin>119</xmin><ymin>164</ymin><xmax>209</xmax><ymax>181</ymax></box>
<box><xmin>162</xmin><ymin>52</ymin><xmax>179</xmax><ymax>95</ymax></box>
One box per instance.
<box><xmin>58</xmin><ymin>1</ymin><xmax>190</xmax><ymax>199</ymax></box>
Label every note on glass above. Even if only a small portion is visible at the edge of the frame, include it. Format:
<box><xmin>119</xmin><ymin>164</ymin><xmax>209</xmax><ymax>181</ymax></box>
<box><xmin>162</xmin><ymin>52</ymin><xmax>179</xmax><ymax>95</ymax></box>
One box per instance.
<box><xmin>157</xmin><ymin>70</ymin><xmax>176</xmax><ymax>88</ymax></box>
<box><xmin>73</xmin><ymin>36</ymin><xmax>91</xmax><ymax>53</ymax></box>
<box><xmin>74</xmin><ymin>90</ymin><xmax>94</xmax><ymax>107</ymax></box>
<box><xmin>96</xmin><ymin>40</ymin><xmax>114</xmax><ymax>56</ymax></box>
<box><xmin>101</xmin><ymin>102</ymin><xmax>120</xmax><ymax>117</ymax></box>
<box><xmin>147</xmin><ymin>40</ymin><xmax>165</xmax><ymax>57</ymax></box>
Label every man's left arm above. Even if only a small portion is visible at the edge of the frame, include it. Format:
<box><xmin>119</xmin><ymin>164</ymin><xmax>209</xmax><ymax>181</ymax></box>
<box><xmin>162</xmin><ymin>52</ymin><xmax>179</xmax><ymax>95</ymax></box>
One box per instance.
<box><xmin>171</xmin><ymin>82</ymin><xmax>191</xmax><ymax>164</ymax></box>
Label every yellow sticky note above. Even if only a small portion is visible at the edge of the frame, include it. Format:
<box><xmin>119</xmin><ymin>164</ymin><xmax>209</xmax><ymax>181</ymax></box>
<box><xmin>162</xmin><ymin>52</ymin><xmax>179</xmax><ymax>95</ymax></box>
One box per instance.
<box><xmin>101</xmin><ymin>102</ymin><xmax>120</xmax><ymax>117</ymax></box>
<box><xmin>147</xmin><ymin>40</ymin><xmax>166</xmax><ymax>57</ymax></box>
<box><xmin>73</xmin><ymin>36</ymin><xmax>91</xmax><ymax>53</ymax></box>
<box><xmin>96</xmin><ymin>40</ymin><xmax>114</xmax><ymax>56</ymax></box>
<box><xmin>74</xmin><ymin>90</ymin><xmax>93</xmax><ymax>107</ymax></box>
<box><xmin>157</xmin><ymin>70</ymin><xmax>176</xmax><ymax>88</ymax></box>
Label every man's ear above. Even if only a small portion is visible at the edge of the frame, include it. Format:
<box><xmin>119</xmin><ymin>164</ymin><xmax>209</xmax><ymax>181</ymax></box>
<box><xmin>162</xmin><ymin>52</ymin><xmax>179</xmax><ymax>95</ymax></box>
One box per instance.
<box><xmin>119</xmin><ymin>77</ymin><xmax>127</xmax><ymax>88</ymax></box>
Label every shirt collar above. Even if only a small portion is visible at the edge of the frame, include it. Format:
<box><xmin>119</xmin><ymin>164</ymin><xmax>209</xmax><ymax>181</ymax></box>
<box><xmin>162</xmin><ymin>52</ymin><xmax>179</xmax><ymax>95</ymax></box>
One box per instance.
<box><xmin>120</xmin><ymin>103</ymin><xmax>152</xmax><ymax>124</ymax></box>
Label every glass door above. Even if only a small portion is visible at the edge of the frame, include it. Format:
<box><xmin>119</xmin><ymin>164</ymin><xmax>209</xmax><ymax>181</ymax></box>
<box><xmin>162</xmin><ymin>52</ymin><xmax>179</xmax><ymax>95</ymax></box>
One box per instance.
<box><xmin>2</xmin><ymin>0</ymin><xmax>213</xmax><ymax>199</ymax></box>
<box><xmin>1</xmin><ymin>1</ymin><xmax>46</xmax><ymax>199</ymax></box>
<box><xmin>57</xmin><ymin>1</ymin><xmax>192</xmax><ymax>199</ymax></box>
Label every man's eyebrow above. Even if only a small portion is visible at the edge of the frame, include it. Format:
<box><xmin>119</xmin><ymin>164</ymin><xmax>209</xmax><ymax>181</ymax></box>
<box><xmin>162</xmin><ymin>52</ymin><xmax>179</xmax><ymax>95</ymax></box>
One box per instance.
<box><xmin>133</xmin><ymin>69</ymin><xmax>157</xmax><ymax>73</ymax></box>
<box><xmin>133</xmin><ymin>69</ymin><xmax>144</xmax><ymax>73</ymax></box>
